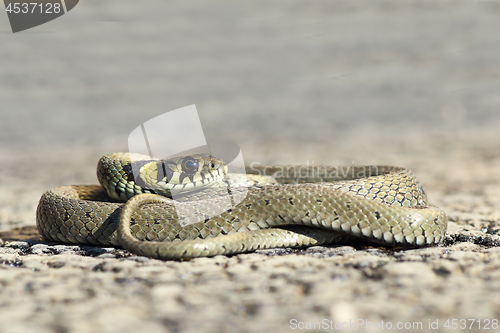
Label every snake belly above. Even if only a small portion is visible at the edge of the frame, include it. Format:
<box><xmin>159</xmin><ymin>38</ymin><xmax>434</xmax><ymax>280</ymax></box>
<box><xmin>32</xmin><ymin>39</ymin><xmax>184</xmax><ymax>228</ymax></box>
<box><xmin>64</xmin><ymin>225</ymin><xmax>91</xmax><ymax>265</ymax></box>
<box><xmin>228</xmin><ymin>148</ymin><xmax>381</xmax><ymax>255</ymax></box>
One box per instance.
<box><xmin>36</xmin><ymin>154</ymin><xmax>447</xmax><ymax>259</ymax></box>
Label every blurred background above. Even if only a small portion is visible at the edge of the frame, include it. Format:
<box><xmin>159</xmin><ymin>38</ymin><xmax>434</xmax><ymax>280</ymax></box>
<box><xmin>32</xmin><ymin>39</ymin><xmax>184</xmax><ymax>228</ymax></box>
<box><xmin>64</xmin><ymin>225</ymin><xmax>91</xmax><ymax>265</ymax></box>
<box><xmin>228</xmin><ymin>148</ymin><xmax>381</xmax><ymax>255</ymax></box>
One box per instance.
<box><xmin>0</xmin><ymin>0</ymin><xmax>499</xmax><ymax>229</ymax></box>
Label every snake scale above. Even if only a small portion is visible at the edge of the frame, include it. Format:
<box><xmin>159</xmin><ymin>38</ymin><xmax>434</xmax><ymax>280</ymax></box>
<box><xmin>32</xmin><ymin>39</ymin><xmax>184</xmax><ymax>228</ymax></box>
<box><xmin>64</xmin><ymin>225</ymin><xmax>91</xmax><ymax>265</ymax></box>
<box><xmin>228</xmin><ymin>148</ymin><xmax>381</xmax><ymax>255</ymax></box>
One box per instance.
<box><xmin>36</xmin><ymin>153</ymin><xmax>447</xmax><ymax>260</ymax></box>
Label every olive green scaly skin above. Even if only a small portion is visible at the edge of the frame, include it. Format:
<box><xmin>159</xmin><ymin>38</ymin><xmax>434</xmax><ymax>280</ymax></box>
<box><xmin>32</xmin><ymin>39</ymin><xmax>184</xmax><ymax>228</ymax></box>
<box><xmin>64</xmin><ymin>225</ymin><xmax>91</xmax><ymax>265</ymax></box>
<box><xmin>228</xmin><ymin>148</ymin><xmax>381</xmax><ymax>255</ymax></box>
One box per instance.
<box><xmin>36</xmin><ymin>156</ymin><xmax>447</xmax><ymax>259</ymax></box>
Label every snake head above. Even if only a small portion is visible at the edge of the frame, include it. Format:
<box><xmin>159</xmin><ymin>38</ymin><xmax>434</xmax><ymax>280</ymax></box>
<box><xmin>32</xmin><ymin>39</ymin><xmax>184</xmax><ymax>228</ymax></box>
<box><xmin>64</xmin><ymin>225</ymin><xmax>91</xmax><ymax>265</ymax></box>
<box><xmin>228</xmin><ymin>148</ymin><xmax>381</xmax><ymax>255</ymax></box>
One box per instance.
<box><xmin>146</xmin><ymin>154</ymin><xmax>228</xmax><ymax>194</ymax></box>
<box><xmin>98</xmin><ymin>153</ymin><xmax>229</xmax><ymax>201</ymax></box>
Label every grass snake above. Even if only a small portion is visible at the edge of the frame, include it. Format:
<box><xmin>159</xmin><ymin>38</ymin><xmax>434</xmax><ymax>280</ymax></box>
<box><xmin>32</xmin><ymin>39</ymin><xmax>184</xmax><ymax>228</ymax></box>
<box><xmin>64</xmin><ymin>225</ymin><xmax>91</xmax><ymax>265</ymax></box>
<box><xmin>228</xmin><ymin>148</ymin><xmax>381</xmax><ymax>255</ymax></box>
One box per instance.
<box><xmin>36</xmin><ymin>153</ymin><xmax>447</xmax><ymax>259</ymax></box>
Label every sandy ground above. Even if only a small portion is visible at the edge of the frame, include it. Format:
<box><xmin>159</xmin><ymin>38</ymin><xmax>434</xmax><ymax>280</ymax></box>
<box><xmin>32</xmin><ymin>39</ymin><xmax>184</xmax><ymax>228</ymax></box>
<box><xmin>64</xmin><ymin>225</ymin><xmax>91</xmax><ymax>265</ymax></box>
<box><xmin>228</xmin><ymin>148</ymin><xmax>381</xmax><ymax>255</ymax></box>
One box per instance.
<box><xmin>1</xmin><ymin>1</ymin><xmax>500</xmax><ymax>332</ymax></box>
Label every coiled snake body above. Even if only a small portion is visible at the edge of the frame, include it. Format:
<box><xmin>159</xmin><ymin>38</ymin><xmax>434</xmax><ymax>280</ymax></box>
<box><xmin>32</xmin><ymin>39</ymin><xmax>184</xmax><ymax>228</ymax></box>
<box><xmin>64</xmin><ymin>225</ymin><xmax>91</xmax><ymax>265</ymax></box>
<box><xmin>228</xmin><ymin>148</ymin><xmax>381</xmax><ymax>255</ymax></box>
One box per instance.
<box><xmin>36</xmin><ymin>153</ymin><xmax>447</xmax><ymax>259</ymax></box>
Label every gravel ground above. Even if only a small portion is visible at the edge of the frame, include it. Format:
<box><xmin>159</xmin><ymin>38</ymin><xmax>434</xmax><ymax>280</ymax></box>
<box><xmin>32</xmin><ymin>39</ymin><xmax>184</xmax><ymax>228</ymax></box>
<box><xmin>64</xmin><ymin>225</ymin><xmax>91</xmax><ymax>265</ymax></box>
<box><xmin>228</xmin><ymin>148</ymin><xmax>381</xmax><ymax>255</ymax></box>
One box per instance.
<box><xmin>1</xmin><ymin>1</ymin><xmax>500</xmax><ymax>332</ymax></box>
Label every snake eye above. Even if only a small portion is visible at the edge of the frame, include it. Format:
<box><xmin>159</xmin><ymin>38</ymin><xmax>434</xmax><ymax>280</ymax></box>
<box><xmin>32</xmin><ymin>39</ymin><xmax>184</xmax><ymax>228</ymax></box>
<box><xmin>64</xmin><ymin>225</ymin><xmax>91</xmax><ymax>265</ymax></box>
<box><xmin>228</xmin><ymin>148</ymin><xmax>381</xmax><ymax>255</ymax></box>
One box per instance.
<box><xmin>181</xmin><ymin>158</ymin><xmax>199</xmax><ymax>173</ymax></box>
